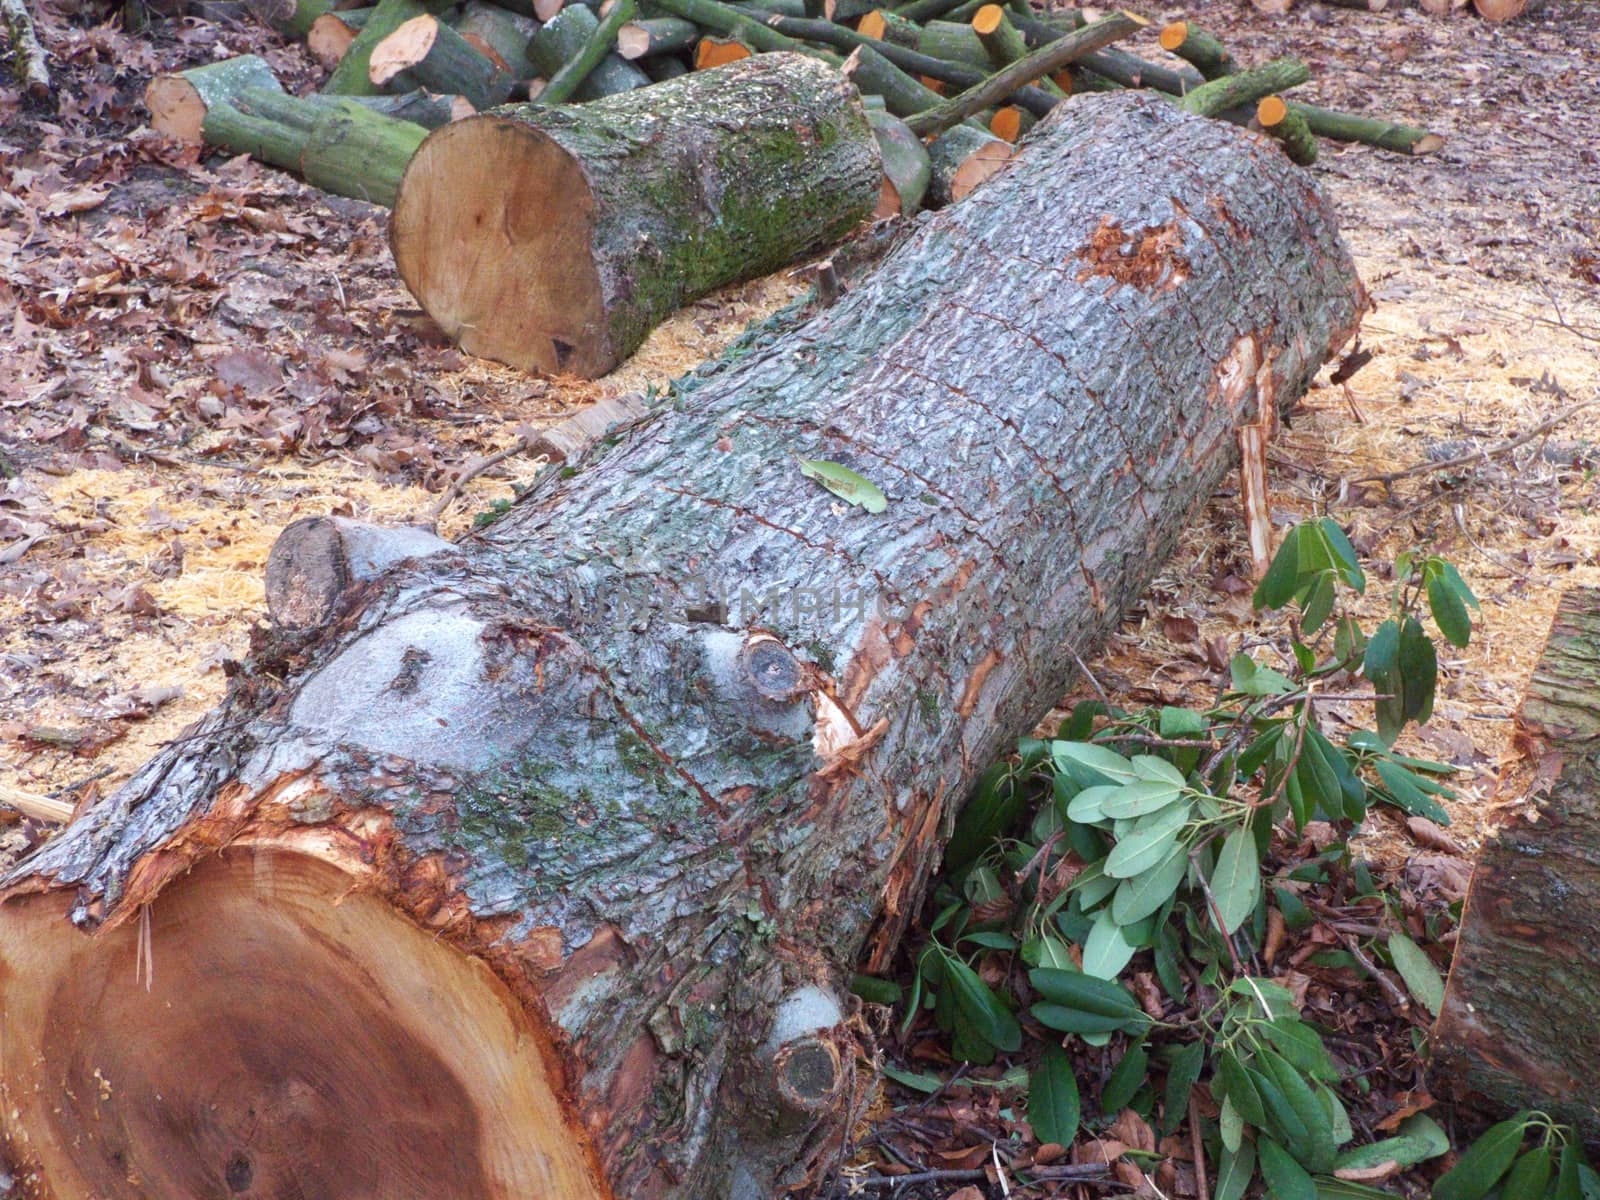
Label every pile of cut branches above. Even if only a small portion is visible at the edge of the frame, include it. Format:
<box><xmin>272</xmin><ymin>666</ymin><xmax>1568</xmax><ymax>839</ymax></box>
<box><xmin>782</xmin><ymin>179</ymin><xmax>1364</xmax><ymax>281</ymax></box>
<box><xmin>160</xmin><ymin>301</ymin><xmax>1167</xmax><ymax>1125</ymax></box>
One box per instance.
<box><xmin>145</xmin><ymin>0</ymin><xmax>1445</xmax><ymax>214</ymax></box>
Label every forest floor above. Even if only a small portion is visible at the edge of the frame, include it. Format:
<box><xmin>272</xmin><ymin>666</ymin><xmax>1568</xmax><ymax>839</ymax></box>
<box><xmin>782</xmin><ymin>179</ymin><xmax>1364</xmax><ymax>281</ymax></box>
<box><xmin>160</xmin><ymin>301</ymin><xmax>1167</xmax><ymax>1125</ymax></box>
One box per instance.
<box><xmin>1</xmin><ymin>0</ymin><xmax>1598</xmax><ymax>1194</ymax></box>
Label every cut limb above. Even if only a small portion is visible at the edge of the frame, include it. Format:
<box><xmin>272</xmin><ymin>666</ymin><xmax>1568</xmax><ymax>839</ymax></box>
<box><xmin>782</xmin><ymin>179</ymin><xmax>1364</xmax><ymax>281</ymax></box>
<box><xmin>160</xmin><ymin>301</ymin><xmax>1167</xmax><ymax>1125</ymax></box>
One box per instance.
<box><xmin>145</xmin><ymin>54</ymin><xmax>282</xmax><ymax>144</ymax></box>
<box><xmin>368</xmin><ymin>15</ymin><xmax>515</xmax><ymax>111</ymax></box>
<box><xmin>1432</xmin><ymin>587</ymin><xmax>1600</xmax><ymax>1136</ymax></box>
<box><xmin>390</xmin><ymin>53</ymin><xmax>879</xmax><ymax>378</ymax></box>
<box><xmin>0</xmin><ymin>93</ymin><xmax>1365</xmax><ymax>1200</ymax></box>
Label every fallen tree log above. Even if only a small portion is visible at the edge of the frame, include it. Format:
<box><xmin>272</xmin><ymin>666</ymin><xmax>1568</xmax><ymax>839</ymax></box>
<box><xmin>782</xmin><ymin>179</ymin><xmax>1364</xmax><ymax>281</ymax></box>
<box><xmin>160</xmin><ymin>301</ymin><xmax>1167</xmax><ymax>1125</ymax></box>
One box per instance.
<box><xmin>1433</xmin><ymin>587</ymin><xmax>1600</xmax><ymax>1135</ymax></box>
<box><xmin>390</xmin><ymin>53</ymin><xmax>879</xmax><ymax>378</ymax></box>
<box><xmin>0</xmin><ymin>92</ymin><xmax>1364</xmax><ymax>1200</ymax></box>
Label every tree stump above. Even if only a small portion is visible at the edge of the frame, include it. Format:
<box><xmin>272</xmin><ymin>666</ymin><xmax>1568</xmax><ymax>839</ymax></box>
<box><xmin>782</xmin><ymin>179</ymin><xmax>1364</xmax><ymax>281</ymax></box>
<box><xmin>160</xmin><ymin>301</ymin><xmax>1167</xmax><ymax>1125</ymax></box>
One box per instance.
<box><xmin>0</xmin><ymin>93</ymin><xmax>1364</xmax><ymax>1200</ymax></box>
<box><xmin>1433</xmin><ymin>587</ymin><xmax>1600</xmax><ymax>1134</ymax></box>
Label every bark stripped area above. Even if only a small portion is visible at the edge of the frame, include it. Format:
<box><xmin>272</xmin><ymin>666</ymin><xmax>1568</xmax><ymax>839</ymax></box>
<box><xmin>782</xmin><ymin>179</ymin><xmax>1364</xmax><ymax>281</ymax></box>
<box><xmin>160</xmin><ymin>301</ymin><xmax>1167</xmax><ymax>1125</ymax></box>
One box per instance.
<box><xmin>1433</xmin><ymin>587</ymin><xmax>1600</xmax><ymax>1134</ymax></box>
<box><xmin>0</xmin><ymin>93</ymin><xmax>1364</xmax><ymax>1200</ymax></box>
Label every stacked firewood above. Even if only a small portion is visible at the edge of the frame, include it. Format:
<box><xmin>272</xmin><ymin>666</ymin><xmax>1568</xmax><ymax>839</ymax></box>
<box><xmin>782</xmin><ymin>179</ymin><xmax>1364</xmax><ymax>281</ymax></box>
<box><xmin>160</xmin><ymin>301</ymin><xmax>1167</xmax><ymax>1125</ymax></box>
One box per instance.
<box><xmin>145</xmin><ymin>0</ymin><xmax>1446</xmax><ymax>215</ymax></box>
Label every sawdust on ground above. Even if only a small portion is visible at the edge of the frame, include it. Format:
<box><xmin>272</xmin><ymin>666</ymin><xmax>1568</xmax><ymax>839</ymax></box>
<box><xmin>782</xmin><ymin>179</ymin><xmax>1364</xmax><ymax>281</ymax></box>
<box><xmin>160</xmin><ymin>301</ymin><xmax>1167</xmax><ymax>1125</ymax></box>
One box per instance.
<box><xmin>1</xmin><ymin>0</ymin><xmax>1597</xmax><ymax>877</ymax></box>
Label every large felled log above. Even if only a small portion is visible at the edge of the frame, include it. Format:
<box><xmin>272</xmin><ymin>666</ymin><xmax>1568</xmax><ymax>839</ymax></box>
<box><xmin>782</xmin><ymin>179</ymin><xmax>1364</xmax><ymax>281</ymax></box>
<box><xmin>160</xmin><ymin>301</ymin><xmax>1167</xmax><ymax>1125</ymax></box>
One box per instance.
<box><xmin>1433</xmin><ymin>587</ymin><xmax>1600</xmax><ymax>1134</ymax></box>
<box><xmin>0</xmin><ymin>92</ymin><xmax>1364</xmax><ymax>1200</ymax></box>
<box><xmin>390</xmin><ymin>53</ymin><xmax>879</xmax><ymax>378</ymax></box>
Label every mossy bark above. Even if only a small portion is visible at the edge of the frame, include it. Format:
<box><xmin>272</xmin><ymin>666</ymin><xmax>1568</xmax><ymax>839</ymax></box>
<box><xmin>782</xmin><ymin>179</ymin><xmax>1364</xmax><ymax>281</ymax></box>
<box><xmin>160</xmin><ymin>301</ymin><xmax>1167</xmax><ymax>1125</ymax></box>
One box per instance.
<box><xmin>202</xmin><ymin>88</ymin><xmax>427</xmax><ymax>206</ymax></box>
<box><xmin>1433</xmin><ymin>588</ymin><xmax>1600</xmax><ymax>1135</ymax></box>
<box><xmin>1</xmin><ymin>93</ymin><xmax>1364</xmax><ymax>1200</ymax></box>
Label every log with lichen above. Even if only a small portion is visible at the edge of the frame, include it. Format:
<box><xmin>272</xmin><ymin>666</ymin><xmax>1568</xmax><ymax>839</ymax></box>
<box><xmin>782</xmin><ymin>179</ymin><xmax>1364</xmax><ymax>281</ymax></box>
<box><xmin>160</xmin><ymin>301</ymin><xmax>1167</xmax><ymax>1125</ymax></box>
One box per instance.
<box><xmin>0</xmin><ymin>91</ymin><xmax>1364</xmax><ymax>1200</ymax></box>
<box><xmin>390</xmin><ymin>53</ymin><xmax>880</xmax><ymax>378</ymax></box>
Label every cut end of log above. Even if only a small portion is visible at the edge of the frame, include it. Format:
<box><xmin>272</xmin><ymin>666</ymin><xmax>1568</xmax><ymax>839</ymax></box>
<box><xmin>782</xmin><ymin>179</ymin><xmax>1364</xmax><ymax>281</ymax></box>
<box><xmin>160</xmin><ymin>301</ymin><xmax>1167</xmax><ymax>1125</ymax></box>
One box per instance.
<box><xmin>695</xmin><ymin>35</ymin><xmax>751</xmax><ymax>68</ymax></box>
<box><xmin>1411</xmin><ymin>132</ymin><xmax>1445</xmax><ymax>154</ymax></box>
<box><xmin>0</xmin><ymin>847</ymin><xmax>607</xmax><ymax>1200</ymax></box>
<box><xmin>875</xmin><ymin>177</ymin><xmax>903</xmax><ymax>219</ymax></box>
<box><xmin>971</xmin><ymin>3</ymin><xmax>1004</xmax><ymax>35</ymax></box>
<box><xmin>1257</xmin><ymin>94</ymin><xmax>1289</xmax><ymax>127</ymax></box>
<box><xmin>308</xmin><ymin>12</ymin><xmax>362</xmax><ymax>68</ymax></box>
<box><xmin>1158</xmin><ymin>19</ymin><xmax>1187</xmax><ymax>51</ymax></box>
<box><xmin>616</xmin><ymin>21</ymin><xmax>651</xmax><ymax>58</ymax></box>
<box><xmin>144</xmin><ymin>76</ymin><xmax>208</xmax><ymax>144</ymax></box>
<box><xmin>857</xmin><ymin>9</ymin><xmax>888</xmax><ymax>39</ymax></box>
<box><xmin>1473</xmin><ymin>0</ymin><xmax>1528</xmax><ymax>20</ymax></box>
<box><xmin>369</xmin><ymin>14</ymin><xmax>442</xmax><ymax>87</ymax></box>
<box><xmin>989</xmin><ymin>105</ymin><xmax>1024</xmax><ymax>142</ymax></box>
<box><xmin>950</xmin><ymin>138</ymin><xmax>1013</xmax><ymax>201</ymax></box>
<box><xmin>392</xmin><ymin>115</ymin><xmax>613</xmax><ymax>376</ymax></box>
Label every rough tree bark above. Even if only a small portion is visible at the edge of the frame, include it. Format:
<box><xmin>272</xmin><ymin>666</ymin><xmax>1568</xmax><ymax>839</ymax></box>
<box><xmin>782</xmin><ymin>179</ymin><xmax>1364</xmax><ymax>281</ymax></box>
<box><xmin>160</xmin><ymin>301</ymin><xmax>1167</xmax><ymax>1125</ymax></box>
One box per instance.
<box><xmin>390</xmin><ymin>54</ymin><xmax>879</xmax><ymax>379</ymax></box>
<box><xmin>0</xmin><ymin>93</ymin><xmax>1364</xmax><ymax>1200</ymax></box>
<box><xmin>1433</xmin><ymin>587</ymin><xmax>1600</xmax><ymax>1135</ymax></box>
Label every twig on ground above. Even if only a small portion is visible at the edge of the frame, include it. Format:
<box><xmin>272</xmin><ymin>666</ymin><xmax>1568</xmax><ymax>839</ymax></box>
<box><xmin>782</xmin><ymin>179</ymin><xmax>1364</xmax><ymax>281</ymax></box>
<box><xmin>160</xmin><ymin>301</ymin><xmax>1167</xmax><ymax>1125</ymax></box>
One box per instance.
<box><xmin>427</xmin><ymin>436</ymin><xmax>539</xmax><ymax>530</ymax></box>
<box><xmin>1335</xmin><ymin>928</ymin><xmax>1412</xmax><ymax>1011</ymax></box>
<box><xmin>1349</xmin><ymin>399</ymin><xmax>1598</xmax><ymax>486</ymax></box>
<box><xmin>0</xmin><ymin>784</ymin><xmax>74</xmax><ymax>823</ymax></box>
<box><xmin>1189</xmin><ymin>1106</ymin><xmax>1210</xmax><ymax>1200</ymax></box>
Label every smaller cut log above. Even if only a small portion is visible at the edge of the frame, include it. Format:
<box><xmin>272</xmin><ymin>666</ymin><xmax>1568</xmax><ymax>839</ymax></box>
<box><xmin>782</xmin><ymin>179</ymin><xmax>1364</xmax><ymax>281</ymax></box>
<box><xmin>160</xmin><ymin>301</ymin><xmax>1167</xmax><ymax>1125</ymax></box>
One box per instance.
<box><xmin>539</xmin><ymin>0</ymin><xmax>635</xmax><ymax>101</ymax></box>
<box><xmin>1256</xmin><ymin>94</ymin><xmax>1317</xmax><ymax>165</ymax></box>
<box><xmin>987</xmin><ymin>103</ymin><xmax>1033</xmax><ymax>141</ymax></box>
<box><xmin>527</xmin><ymin>4</ymin><xmax>649</xmax><ymax>99</ymax></box>
<box><xmin>903</xmin><ymin>9</ymin><xmax>1143</xmax><ymax>136</ymax></box>
<box><xmin>694</xmin><ymin>34</ymin><xmax>753</xmax><ymax>68</ymax></box>
<box><xmin>455</xmin><ymin>0</ymin><xmax>538</xmax><ymax>71</ymax></box>
<box><xmin>145</xmin><ymin>54</ymin><xmax>283</xmax><ymax>145</ymax></box>
<box><xmin>266</xmin><ymin>517</ymin><xmax>453</xmax><ymax>631</ymax></box>
<box><xmin>308</xmin><ymin>8</ymin><xmax>370</xmax><ymax>68</ymax></box>
<box><xmin>866</xmin><ymin>108</ymin><xmax>930</xmax><ymax>217</ymax></box>
<box><xmin>1433</xmin><ymin>587</ymin><xmax>1600</xmax><ymax>1136</ymax></box>
<box><xmin>369</xmin><ymin>15</ymin><xmax>516</xmax><ymax>110</ymax></box>
<box><xmin>973</xmin><ymin>4</ymin><xmax>1066</xmax><ymax>97</ymax></box>
<box><xmin>1158</xmin><ymin>20</ymin><xmax>1234</xmax><ymax>80</ymax></box>
<box><xmin>1316</xmin><ymin>0</ymin><xmax>1390</xmax><ymax>10</ymax></box>
<box><xmin>390</xmin><ymin>53</ymin><xmax>878</xmax><ymax>377</ymax></box>
<box><xmin>1290</xmin><ymin>101</ymin><xmax>1443</xmax><ymax>154</ymax></box>
<box><xmin>1177</xmin><ymin>57</ymin><xmax>1308</xmax><ymax>118</ymax></box>
<box><xmin>615</xmin><ymin>15</ymin><xmax>698</xmax><ymax>58</ymax></box>
<box><xmin>925</xmin><ymin>121</ymin><xmax>1011</xmax><ymax>206</ymax></box>
<box><xmin>324</xmin><ymin>0</ymin><xmax>447</xmax><ymax>96</ymax></box>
